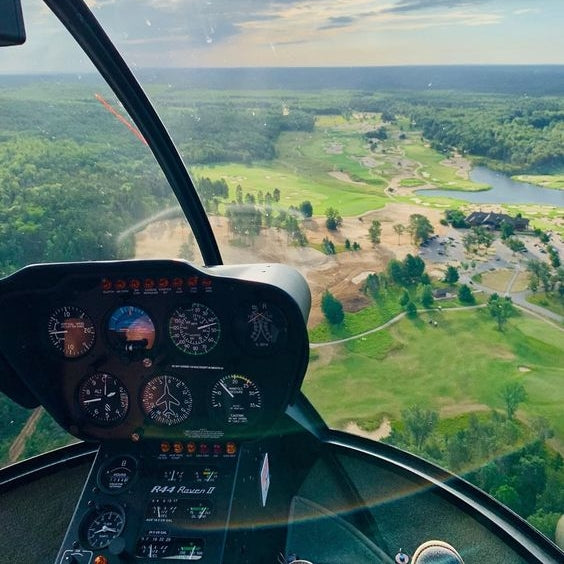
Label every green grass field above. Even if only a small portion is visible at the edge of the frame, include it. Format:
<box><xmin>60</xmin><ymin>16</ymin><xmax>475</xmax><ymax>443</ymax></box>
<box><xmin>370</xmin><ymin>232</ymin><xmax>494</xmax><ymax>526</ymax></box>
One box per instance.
<box><xmin>403</xmin><ymin>142</ymin><xmax>488</xmax><ymax>191</ymax></box>
<box><xmin>526</xmin><ymin>293</ymin><xmax>564</xmax><ymax>317</ymax></box>
<box><xmin>304</xmin><ymin>309</ymin><xmax>564</xmax><ymax>451</ymax></box>
<box><xmin>513</xmin><ymin>174</ymin><xmax>564</xmax><ymax>190</ymax></box>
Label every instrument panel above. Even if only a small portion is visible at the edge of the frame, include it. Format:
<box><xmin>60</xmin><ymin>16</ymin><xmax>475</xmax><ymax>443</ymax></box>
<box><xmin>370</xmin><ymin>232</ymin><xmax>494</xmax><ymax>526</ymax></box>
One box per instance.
<box><xmin>0</xmin><ymin>259</ymin><xmax>311</xmax><ymax>442</ymax></box>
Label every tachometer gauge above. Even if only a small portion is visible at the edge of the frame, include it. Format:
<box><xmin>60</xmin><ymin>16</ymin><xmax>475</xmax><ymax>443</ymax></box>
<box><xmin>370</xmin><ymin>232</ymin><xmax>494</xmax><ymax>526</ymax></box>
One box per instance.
<box><xmin>141</xmin><ymin>375</ymin><xmax>193</xmax><ymax>426</ymax></box>
<box><xmin>234</xmin><ymin>301</ymin><xmax>287</xmax><ymax>354</ymax></box>
<box><xmin>80</xmin><ymin>505</ymin><xmax>125</xmax><ymax>550</ymax></box>
<box><xmin>169</xmin><ymin>303</ymin><xmax>220</xmax><ymax>355</ymax></box>
<box><xmin>78</xmin><ymin>373</ymin><xmax>129</xmax><ymax>425</ymax></box>
<box><xmin>47</xmin><ymin>306</ymin><xmax>95</xmax><ymax>358</ymax></box>
<box><xmin>107</xmin><ymin>305</ymin><xmax>155</xmax><ymax>352</ymax></box>
<box><xmin>210</xmin><ymin>374</ymin><xmax>262</xmax><ymax>425</ymax></box>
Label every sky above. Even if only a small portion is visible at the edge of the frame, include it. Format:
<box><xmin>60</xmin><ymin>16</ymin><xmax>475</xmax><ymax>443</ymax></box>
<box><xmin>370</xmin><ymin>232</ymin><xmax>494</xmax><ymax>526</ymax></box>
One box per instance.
<box><xmin>2</xmin><ymin>0</ymin><xmax>564</xmax><ymax>72</ymax></box>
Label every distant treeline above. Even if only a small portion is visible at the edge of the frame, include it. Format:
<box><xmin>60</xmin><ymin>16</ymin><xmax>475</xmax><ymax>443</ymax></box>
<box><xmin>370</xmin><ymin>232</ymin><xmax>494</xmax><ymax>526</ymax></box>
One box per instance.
<box><xmin>350</xmin><ymin>92</ymin><xmax>564</xmax><ymax>173</ymax></box>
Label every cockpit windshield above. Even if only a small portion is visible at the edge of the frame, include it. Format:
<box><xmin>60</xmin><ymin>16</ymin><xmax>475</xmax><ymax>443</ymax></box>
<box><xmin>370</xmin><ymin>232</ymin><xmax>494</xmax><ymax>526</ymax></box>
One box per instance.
<box><xmin>1</xmin><ymin>0</ymin><xmax>563</xmax><ymax>547</ymax></box>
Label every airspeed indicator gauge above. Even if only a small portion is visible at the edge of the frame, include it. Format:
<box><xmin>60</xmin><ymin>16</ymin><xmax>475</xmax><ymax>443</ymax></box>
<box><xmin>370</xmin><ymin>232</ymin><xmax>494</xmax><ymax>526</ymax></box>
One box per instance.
<box><xmin>169</xmin><ymin>303</ymin><xmax>220</xmax><ymax>355</ymax></box>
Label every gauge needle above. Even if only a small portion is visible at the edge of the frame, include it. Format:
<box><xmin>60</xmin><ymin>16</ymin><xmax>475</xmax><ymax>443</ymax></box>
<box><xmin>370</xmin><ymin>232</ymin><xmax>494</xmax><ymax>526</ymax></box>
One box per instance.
<box><xmin>94</xmin><ymin>525</ymin><xmax>117</xmax><ymax>534</ymax></box>
<box><xmin>83</xmin><ymin>397</ymin><xmax>102</xmax><ymax>403</ymax></box>
<box><xmin>199</xmin><ymin>507</ymin><xmax>206</xmax><ymax>519</ymax></box>
<box><xmin>49</xmin><ymin>330</ymin><xmax>68</xmax><ymax>335</ymax></box>
<box><xmin>107</xmin><ymin>391</ymin><xmax>116</xmax><ymax>397</ymax></box>
<box><xmin>197</xmin><ymin>322</ymin><xmax>216</xmax><ymax>330</ymax></box>
<box><xmin>220</xmin><ymin>381</ymin><xmax>234</xmax><ymax>398</ymax></box>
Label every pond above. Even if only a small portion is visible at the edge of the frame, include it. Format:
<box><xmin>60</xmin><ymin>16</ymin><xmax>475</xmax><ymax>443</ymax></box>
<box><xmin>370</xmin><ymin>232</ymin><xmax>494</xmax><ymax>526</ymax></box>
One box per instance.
<box><xmin>416</xmin><ymin>166</ymin><xmax>564</xmax><ymax>206</ymax></box>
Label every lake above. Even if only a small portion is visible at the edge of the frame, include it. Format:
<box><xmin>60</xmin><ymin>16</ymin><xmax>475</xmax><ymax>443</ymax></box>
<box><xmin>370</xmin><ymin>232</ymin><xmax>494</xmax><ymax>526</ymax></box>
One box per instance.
<box><xmin>416</xmin><ymin>166</ymin><xmax>564</xmax><ymax>206</ymax></box>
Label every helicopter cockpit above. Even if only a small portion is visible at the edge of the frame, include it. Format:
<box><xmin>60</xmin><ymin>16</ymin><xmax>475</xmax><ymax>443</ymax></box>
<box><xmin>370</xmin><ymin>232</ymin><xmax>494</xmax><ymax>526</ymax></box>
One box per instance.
<box><xmin>0</xmin><ymin>1</ymin><xmax>563</xmax><ymax>563</ymax></box>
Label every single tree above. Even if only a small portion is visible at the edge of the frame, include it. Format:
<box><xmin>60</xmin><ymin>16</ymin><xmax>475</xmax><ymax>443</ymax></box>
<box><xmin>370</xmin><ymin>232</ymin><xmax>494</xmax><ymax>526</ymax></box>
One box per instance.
<box><xmin>325</xmin><ymin>207</ymin><xmax>343</xmax><ymax>231</ymax></box>
<box><xmin>444</xmin><ymin>265</ymin><xmax>459</xmax><ymax>284</ymax></box>
<box><xmin>458</xmin><ymin>284</ymin><xmax>475</xmax><ymax>304</ymax></box>
<box><xmin>393</xmin><ymin>223</ymin><xmax>406</xmax><ymax>245</ymax></box>
<box><xmin>321</xmin><ymin>290</ymin><xmax>344</xmax><ymax>325</ymax></box>
<box><xmin>488</xmin><ymin>293</ymin><xmax>515</xmax><ymax>331</ymax></box>
<box><xmin>421</xmin><ymin>285</ymin><xmax>434</xmax><ymax>308</ymax></box>
<box><xmin>299</xmin><ymin>200</ymin><xmax>313</xmax><ymax>218</ymax></box>
<box><xmin>368</xmin><ymin>220</ymin><xmax>382</xmax><ymax>245</ymax></box>
<box><xmin>500</xmin><ymin>381</ymin><xmax>527</xmax><ymax>419</ymax></box>
<box><xmin>405</xmin><ymin>300</ymin><xmax>418</xmax><ymax>318</ymax></box>
<box><xmin>402</xmin><ymin>405</ymin><xmax>438</xmax><ymax>450</ymax></box>
<box><xmin>408</xmin><ymin>214</ymin><xmax>434</xmax><ymax>246</ymax></box>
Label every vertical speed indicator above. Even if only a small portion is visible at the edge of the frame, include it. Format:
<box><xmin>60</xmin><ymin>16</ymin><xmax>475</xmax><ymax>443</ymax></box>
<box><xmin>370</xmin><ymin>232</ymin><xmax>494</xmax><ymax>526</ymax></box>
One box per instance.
<box><xmin>47</xmin><ymin>306</ymin><xmax>95</xmax><ymax>358</ymax></box>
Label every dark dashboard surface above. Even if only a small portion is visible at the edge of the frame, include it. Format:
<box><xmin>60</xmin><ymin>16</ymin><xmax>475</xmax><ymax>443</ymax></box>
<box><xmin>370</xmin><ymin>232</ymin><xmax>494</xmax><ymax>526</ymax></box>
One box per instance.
<box><xmin>0</xmin><ymin>260</ymin><xmax>310</xmax><ymax>443</ymax></box>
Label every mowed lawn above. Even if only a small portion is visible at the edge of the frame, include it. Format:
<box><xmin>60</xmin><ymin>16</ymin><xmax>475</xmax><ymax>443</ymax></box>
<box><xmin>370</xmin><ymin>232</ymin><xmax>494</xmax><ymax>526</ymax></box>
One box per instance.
<box><xmin>192</xmin><ymin>160</ymin><xmax>389</xmax><ymax>216</ymax></box>
<box><xmin>303</xmin><ymin>309</ymin><xmax>564</xmax><ymax>448</ymax></box>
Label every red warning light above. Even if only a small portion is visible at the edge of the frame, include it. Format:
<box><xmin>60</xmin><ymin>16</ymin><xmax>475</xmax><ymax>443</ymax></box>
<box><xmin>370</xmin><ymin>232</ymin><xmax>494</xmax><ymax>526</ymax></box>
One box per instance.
<box><xmin>172</xmin><ymin>277</ymin><xmax>184</xmax><ymax>289</ymax></box>
<box><xmin>114</xmin><ymin>279</ymin><xmax>127</xmax><ymax>291</ymax></box>
<box><xmin>129</xmin><ymin>279</ymin><xmax>141</xmax><ymax>290</ymax></box>
<box><xmin>187</xmin><ymin>276</ymin><xmax>198</xmax><ymax>288</ymax></box>
<box><xmin>101</xmin><ymin>278</ymin><xmax>112</xmax><ymax>291</ymax></box>
<box><xmin>158</xmin><ymin>277</ymin><xmax>170</xmax><ymax>289</ymax></box>
<box><xmin>144</xmin><ymin>278</ymin><xmax>156</xmax><ymax>290</ymax></box>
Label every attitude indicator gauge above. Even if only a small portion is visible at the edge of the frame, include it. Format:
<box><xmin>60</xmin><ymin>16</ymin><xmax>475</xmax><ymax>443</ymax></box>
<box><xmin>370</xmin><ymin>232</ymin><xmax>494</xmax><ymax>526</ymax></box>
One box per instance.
<box><xmin>141</xmin><ymin>375</ymin><xmax>193</xmax><ymax>426</ymax></box>
<box><xmin>80</xmin><ymin>505</ymin><xmax>125</xmax><ymax>550</ymax></box>
<box><xmin>169</xmin><ymin>303</ymin><xmax>220</xmax><ymax>355</ymax></box>
<box><xmin>107</xmin><ymin>305</ymin><xmax>155</xmax><ymax>352</ymax></box>
<box><xmin>47</xmin><ymin>306</ymin><xmax>95</xmax><ymax>358</ymax></box>
<box><xmin>210</xmin><ymin>374</ymin><xmax>262</xmax><ymax>425</ymax></box>
<box><xmin>78</xmin><ymin>373</ymin><xmax>129</xmax><ymax>425</ymax></box>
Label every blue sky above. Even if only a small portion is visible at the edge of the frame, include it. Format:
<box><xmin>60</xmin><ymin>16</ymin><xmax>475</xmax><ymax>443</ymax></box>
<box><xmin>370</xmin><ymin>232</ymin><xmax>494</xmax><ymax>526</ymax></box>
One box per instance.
<box><xmin>2</xmin><ymin>0</ymin><xmax>564</xmax><ymax>72</ymax></box>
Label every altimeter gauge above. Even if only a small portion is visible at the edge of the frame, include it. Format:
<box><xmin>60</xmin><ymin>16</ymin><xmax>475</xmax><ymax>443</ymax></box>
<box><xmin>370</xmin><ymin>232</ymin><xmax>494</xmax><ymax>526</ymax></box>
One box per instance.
<box><xmin>141</xmin><ymin>375</ymin><xmax>193</xmax><ymax>426</ymax></box>
<box><xmin>47</xmin><ymin>306</ymin><xmax>95</xmax><ymax>358</ymax></box>
<box><xmin>78</xmin><ymin>372</ymin><xmax>129</xmax><ymax>425</ymax></box>
<box><xmin>169</xmin><ymin>303</ymin><xmax>220</xmax><ymax>355</ymax></box>
<box><xmin>210</xmin><ymin>374</ymin><xmax>262</xmax><ymax>425</ymax></box>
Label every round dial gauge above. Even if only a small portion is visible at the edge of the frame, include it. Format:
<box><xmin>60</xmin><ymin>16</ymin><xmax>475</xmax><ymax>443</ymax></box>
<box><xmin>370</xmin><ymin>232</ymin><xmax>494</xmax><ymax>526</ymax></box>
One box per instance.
<box><xmin>235</xmin><ymin>302</ymin><xmax>287</xmax><ymax>353</ymax></box>
<box><xmin>107</xmin><ymin>305</ymin><xmax>155</xmax><ymax>352</ymax></box>
<box><xmin>169</xmin><ymin>303</ymin><xmax>220</xmax><ymax>355</ymax></box>
<box><xmin>210</xmin><ymin>374</ymin><xmax>262</xmax><ymax>425</ymax></box>
<box><xmin>81</xmin><ymin>505</ymin><xmax>125</xmax><ymax>550</ymax></box>
<box><xmin>47</xmin><ymin>306</ymin><xmax>95</xmax><ymax>358</ymax></box>
<box><xmin>141</xmin><ymin>375</ymin><xmax>193</xmax><ymax>426</ymax></box>
<box><xmin>78</xmin><ymin>373</ymin><xmax>129</xmax><ymax>425</ymax></box>
<box><xmin>98</xmin><ymin>456</ymin><xmax>138</xmax><ymax>493</ymax></box>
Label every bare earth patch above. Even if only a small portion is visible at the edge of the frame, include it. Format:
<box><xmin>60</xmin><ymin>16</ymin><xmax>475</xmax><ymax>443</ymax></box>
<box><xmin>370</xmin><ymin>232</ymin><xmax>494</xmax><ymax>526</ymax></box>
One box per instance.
<box><xmin>345</xmin><ymin>418</ymin><xmax>391</xmax><ymax>441</ymax></box>
<box><xmin>134</xmin><ymin>202</ymin><xmax>448</xmax><ymax>328</ymax></box>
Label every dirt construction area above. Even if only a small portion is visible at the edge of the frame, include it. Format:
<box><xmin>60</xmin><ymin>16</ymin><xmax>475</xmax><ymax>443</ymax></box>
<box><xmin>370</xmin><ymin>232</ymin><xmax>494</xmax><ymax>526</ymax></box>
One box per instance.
<box><xmin>135</xmin><ymin>202</ymin><xmax>447</xmax><ymax>328</ymax></box>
